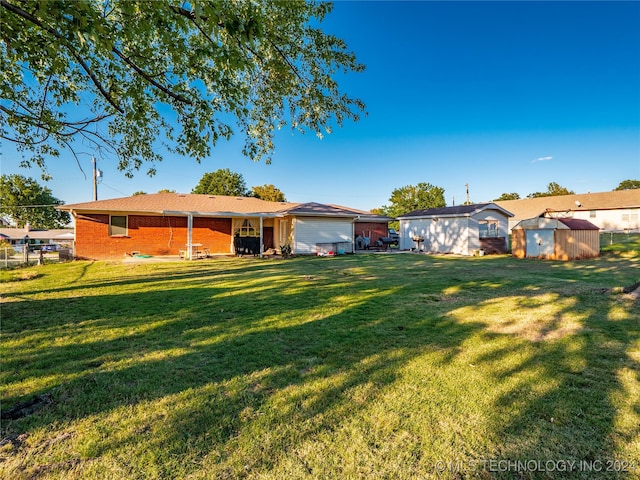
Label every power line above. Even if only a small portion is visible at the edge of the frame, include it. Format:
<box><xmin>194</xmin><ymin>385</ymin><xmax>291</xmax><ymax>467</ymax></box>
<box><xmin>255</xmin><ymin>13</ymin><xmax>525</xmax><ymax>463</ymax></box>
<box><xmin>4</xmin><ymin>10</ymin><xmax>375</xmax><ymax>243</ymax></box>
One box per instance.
<box><xmin>0</xmin><ymin>203</ymin><xmax>63</xmax><ymax>208</ymax></box>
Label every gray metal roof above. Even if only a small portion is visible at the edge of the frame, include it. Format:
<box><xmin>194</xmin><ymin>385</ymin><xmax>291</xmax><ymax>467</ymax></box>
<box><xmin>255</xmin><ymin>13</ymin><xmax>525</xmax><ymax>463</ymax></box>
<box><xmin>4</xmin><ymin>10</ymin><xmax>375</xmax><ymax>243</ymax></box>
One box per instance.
<box><xmin>398</xmin><ymin>203</ymin><xmax>513</xmax><ymax>218</ymax></box>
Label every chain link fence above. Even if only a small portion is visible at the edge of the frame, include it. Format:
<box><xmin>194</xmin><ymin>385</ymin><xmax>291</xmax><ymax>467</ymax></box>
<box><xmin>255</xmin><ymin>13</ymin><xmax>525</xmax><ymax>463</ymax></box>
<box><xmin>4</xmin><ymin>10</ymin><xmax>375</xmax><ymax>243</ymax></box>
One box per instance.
<box><xmin>1</xmin><ymin>247</ymin><xmax>74</xmax><ymax>269</ymax></box>
<box><xmin>600</xmin><ymin>230</ymin><xmax>640</xmax><ymax>253</ymax></box>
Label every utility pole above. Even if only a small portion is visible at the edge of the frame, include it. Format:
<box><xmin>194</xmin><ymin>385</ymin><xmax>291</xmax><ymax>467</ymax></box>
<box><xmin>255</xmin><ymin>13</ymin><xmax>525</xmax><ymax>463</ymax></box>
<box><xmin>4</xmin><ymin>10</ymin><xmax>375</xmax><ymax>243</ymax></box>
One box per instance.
<box><xmin>92</xmin><ymin>157</ymin><xmax>102</xmax><ymax>201</ymax></box>
<box><xmin>92</xmin><ymin>157</ymin><xmax>98</xmax><ymax>201</ymax></box>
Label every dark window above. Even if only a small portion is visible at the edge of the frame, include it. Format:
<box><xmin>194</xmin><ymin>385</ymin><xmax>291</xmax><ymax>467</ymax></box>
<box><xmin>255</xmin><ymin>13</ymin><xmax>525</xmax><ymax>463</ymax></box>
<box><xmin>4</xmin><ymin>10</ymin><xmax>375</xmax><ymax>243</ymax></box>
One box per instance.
<box><xmin>479</xmin><ymin>220</ymin><xmax>498</xmax><ymax>238</ymax></box>
<box><xmin>110</xmin><ymin>215</ymin><xmax>127</xmax><ymax>236</ymax></box>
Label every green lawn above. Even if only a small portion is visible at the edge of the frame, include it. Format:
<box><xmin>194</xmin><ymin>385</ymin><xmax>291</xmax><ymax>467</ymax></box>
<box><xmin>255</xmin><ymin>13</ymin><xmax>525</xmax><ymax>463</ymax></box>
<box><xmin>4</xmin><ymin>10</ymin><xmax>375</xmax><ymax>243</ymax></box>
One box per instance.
<box><xmin>1</xmin><ymin>253</ymin><xmax>639</xmax><ymax>479</ymax></box>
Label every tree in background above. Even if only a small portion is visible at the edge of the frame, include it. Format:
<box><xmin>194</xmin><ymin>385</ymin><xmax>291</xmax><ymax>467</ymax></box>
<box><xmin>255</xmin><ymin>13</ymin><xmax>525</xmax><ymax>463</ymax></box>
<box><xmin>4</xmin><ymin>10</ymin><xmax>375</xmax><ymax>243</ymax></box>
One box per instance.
<box><xmin>0</xmin><ymin>174</ymin><xmax>70</xmax><ymax>228</ymax></box>
<box><xmin>134</xmin><ymin>189</ymin><xmax>175</xmax><ymax>195</ymax></box>
<box><xmin>192</xmin><ymin>169</ymin><xmax>248</xmax><ymax>196</ymax></box>
<box><xmin>527</xmin><ymin>182</ymin><xmax>575</xmax><ymax>198</ymax></box>
<box><xmin>1</xmin><ymin>1</ymin><xmax>365</xmax><ymax>179</ymax></box>
<box><xmin>494</xmin><ymin>192</ymin><xmax>520</xmax><ymax>201</ymax></box>
<box><xmin>615</xmin><ymin>179</ymin><xmax>640</xmax><ymax>190</ymax></box>
<box><xmin>251</xmin><ymin>184</ymin><xmax>286</xmax><ymax>202</ymax></box>
<box><xmin>382</xmin><ymin>182</ymin><xmax>446</xmax><ymax>218</ymax></box>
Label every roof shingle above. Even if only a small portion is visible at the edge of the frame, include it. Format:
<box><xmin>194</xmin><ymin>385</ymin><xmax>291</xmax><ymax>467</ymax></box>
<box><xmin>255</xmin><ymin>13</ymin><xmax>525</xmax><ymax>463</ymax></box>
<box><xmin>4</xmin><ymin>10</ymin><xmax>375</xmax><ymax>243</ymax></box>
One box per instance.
<box><xmin>496</xmin><ymin>190</ymin><xmax>640</xmax><ymax>221</ymax></box>
<box><xmin>399</xmin><ymin>203</ymin><xmax>512</xmax><ymax>218</ymax></box>
<box><xmin>60</xmin><ymin>193</ymin><xmax>297</xmax><ymax>215</ymax></box>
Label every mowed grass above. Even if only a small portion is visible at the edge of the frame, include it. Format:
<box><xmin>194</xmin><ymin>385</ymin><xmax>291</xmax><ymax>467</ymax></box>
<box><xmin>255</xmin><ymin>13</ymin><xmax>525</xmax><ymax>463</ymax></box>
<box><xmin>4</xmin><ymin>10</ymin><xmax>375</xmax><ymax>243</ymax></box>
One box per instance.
<box><xmin>1</xmin><ymin>252</ymin><xmax>639</xmax><ymax>479</ymax></box>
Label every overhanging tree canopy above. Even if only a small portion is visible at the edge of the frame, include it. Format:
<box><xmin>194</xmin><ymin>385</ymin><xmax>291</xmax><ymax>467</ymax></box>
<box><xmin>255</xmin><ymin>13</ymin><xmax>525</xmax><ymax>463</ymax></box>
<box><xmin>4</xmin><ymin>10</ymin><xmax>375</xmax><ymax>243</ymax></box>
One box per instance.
<box><xmin>0</xmin><ymin>0</ymin><xmax>366</xmax><ymax>178</ymax></box>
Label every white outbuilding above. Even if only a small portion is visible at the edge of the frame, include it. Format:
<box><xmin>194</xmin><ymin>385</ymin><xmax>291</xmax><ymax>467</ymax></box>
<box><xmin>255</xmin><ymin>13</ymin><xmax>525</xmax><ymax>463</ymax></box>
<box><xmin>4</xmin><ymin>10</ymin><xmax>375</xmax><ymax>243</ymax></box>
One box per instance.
<box><xmin>397</xmin><ymin>203</ymin><xmax>513</xmax><ymax>256</ymax></box>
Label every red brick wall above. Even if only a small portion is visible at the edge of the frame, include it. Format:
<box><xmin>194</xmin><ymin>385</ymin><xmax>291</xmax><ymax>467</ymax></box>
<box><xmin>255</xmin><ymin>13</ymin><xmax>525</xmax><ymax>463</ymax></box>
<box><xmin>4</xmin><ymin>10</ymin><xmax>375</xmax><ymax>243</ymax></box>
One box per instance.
<box><xmin>354</xmin><ymin>222</ymin><xmax>388</xmax><ymax>244</ymax></box>
<box><xmin>74</xmin><ymin>214</ymin><xmax>232</xmax><ymax>259</ymax></box>
<box><xmin>193</xmin><ymin>217</ymin><xmax>233</xmax><ymax>253</ymax></box>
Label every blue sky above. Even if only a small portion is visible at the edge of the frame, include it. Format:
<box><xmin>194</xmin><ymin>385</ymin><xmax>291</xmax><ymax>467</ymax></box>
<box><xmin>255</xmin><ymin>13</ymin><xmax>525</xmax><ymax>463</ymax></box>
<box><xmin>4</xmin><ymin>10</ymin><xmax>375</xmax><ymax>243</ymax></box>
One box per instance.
<box><xmin>2</xmin><ymin>0</ymin><xmax>639</xmax><ymax>211</ymax></box>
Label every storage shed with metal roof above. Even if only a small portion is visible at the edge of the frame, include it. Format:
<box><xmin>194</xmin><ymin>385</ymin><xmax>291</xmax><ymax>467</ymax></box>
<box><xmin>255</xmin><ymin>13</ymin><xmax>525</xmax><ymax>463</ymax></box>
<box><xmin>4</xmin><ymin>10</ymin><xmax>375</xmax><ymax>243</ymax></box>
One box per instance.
<box><xmin>511</xmin><ymin>217</ymin><xmax>600</xmax><ymax>260</ymax></box>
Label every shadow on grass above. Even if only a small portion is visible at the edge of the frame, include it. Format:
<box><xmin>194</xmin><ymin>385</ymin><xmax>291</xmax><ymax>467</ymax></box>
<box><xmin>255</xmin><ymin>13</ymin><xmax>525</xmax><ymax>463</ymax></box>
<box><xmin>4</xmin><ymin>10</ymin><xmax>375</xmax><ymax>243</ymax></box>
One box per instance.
<box><xmin>1</xmin><ymin>254</ymin><xmax>638</xmax><ymax>478</ymax></box>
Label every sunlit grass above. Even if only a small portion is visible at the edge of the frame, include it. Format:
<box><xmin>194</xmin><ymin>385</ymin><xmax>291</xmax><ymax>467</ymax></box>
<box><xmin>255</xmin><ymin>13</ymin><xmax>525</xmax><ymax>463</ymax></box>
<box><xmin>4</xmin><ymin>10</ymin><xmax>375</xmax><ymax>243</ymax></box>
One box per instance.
<box><xmin>1</xmin><ymin>254</ymin><xmax>639</xmax><ymax>479</ymax></box>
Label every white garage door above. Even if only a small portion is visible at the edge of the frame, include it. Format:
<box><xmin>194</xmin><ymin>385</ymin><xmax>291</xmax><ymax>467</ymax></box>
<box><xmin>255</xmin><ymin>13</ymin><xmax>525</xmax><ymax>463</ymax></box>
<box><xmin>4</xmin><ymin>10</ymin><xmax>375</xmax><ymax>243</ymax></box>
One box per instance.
<box><xmin>294</xmin><ymin>217</ymin><xmax>353</xmax><ymax>254</ymax></box>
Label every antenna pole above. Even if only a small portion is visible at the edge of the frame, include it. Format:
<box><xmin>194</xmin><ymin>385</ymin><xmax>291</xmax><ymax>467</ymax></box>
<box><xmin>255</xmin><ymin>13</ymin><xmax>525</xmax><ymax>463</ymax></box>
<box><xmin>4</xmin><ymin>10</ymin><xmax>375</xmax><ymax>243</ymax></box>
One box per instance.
<box><xmin>465</xmin><ymin>183</ymin><xmax>470</xmax><ymax>205</ymax></box>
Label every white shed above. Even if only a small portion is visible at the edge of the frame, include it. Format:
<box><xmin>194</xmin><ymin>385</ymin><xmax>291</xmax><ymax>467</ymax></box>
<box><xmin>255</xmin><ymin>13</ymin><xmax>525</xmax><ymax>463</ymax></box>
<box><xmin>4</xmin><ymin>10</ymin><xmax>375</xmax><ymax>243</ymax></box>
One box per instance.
<box><xmin>397</xmin><ymin>203</ymin><xmax>513</xmax><ymax>256</ymax></box>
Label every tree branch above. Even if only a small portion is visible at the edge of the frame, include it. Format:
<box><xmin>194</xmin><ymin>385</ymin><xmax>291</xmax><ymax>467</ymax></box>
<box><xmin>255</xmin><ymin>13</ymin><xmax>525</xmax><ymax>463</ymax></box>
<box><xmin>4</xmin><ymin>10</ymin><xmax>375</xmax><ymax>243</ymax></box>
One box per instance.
<box><xmin>0</xmin><ymin>0</ymin><xmax>125</xmax><ymax>114</ymax></box>
<box><xmin>170</xmin><ymin>5</ymin><xmax>265</xmax><ymax>70</ymax></box>
<box><xmin>268</xmin><ymin>38</ymin><xmax>308</xmax><ymax>88</ymax></box>
<box><xmin>111</xmin><ymin>47</ymin><xmax>193</xmax><ymax>106</ymax></box>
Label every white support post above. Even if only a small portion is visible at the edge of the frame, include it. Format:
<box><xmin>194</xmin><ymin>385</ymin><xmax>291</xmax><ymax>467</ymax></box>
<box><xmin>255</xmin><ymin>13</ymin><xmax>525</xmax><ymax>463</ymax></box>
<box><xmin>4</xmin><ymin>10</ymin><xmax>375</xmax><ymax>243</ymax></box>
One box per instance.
<box><xmin>187</xmin><ymin>214</ymin><xmax>193</xmax><ymax>260</ymax></box>
<box><xmin>259</xmin><ymin>216</ymin><xmax>264</xmax><ymax>258</ymax></box>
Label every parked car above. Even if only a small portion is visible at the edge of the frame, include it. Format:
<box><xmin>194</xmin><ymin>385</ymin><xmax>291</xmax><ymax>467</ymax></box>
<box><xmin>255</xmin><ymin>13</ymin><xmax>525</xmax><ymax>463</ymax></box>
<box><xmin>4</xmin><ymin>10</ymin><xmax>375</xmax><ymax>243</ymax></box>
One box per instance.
<box><xmin>41</xmin><ymin>244</ymin><xmax>60</xmax><ymax>252</ymax></box>
<box><xmin>387</xmin><ymin>228</ymin><xmax>400</xmax><ymax>244</ymax></box>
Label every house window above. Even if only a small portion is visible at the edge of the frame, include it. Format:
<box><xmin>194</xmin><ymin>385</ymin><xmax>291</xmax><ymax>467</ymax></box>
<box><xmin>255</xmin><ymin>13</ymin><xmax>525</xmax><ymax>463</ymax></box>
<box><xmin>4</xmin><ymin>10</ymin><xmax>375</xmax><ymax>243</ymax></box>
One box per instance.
<box><xmin>234</xmin><ymin>218</ymin><xmax>258</xmax><ymax>237</ymax></box>
<box><xmin>622</xmin><ymin>212</ymin><xmax>638</xmax><ymax>223</ymax></box>
<box><xmin>479</xmin><ymin>220</ymin><xmax>499</xmax><ymax>238</ymax></box>
<box><xmin>590</xmin><ymin>210</ymin><xmax>597</xmax><ymax>218</ymax></box>
<box><xmin>110</xmin><ymin>215</ymin><xmax>127</xmax><ymax>236</ymax></box>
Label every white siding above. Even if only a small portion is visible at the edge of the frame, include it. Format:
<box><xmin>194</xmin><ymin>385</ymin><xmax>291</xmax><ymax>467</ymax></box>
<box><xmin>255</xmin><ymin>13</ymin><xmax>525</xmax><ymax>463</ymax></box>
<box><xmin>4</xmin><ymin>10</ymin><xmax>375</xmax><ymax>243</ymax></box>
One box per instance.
<box><xmin>403</xmin><ymin>217</ymin><xmax>471</xmax><ymax>255</ymax></box>
<box><xmin>400</xmin><ymin>207</ymin><xmax>511</xmax><ymax>256</ymax></box>
<box><xmin>471</xmin><ymin>210</ymin><xmax>510</xmax><ymax>253</ymax></box>
<box><xmin>573</xmin><ymin>208</ymin><xmax>640</xmax><ymax>231</ymax></box>
<box><xmin>293</xmin><ymin>217</ymin><xmax>353</xmax><ymax>254</ymax></box>
<box><xmin>473</xmin><ymin>210</ymin><xmax>510</xmax><ymax>239</ymax></box>
<box><xmin>468</xmin><ymin>220</ymin><xmax>481</xmax><ymax>253</ymax></box>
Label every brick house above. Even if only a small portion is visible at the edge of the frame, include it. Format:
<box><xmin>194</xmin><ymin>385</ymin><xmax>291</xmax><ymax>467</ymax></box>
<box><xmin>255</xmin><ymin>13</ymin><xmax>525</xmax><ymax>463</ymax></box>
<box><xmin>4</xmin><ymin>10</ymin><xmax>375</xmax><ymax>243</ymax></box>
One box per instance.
<box><xmin>58</xmin><ymin>193</ymin><xmax>391</xmax><ymax>260</ymax></box>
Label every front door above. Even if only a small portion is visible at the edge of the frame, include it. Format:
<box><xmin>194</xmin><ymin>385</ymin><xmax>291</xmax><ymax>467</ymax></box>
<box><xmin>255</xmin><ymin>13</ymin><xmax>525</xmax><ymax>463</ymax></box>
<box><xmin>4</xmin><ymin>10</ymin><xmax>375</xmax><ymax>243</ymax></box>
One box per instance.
<box><xmin>263</xmin><ymin>227</ymin><xmax>274</xmax><ymax>249</ymax></box>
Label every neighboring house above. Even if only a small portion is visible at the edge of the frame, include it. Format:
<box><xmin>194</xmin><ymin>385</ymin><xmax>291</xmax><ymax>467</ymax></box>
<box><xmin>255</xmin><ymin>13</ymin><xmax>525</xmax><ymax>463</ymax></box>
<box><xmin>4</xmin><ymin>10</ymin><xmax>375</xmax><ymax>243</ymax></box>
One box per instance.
<box><xmin>58</xmin><ymin>193</ymin><xmax>392</xmax><ymax>260</ymax></box>
<box><xmin>496</xmin><ymin>190</ymin><xmax>640</xmax><ymax>232</ymax></box>
<box><xmin>397</xmin><ymin>203</ymin><xmax>513</xmax><ymax>256</ymax></box>
<box><xmin>511</xmin><ymin>217</ymin><xmax>600</xmax><ymax>260</ymax></box>
<box><xmin>0</xmin><ymin>227</ymin><xmax>74</xmax><ymax>250</ymax></box>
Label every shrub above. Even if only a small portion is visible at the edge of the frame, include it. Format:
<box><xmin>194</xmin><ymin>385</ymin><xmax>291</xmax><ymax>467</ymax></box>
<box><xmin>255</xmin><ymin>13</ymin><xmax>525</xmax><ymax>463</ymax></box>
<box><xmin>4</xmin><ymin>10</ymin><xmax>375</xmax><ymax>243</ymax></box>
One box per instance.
<box><xmin>280</xmin><ymin>244</ymin><xmax>292</xmax><ymax>258</ymax></box>
<box><xmin>0</xmin><ymin>241</ymin><xmax>16</xmax><ymax>259</ymax></box>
